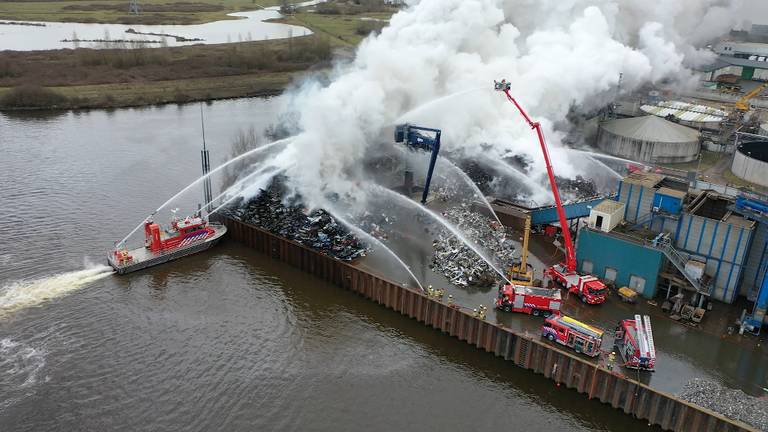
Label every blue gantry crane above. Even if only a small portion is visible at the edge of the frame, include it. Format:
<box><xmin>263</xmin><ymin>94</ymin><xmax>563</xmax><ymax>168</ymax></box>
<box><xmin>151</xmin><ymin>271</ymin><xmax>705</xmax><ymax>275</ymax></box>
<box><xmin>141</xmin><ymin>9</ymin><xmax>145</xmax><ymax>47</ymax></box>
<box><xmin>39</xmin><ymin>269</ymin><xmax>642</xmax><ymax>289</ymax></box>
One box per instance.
<box><xmin>394</xmin><ymin>124</ymin><xmax>441</xmax><ymax>204</ymax></box>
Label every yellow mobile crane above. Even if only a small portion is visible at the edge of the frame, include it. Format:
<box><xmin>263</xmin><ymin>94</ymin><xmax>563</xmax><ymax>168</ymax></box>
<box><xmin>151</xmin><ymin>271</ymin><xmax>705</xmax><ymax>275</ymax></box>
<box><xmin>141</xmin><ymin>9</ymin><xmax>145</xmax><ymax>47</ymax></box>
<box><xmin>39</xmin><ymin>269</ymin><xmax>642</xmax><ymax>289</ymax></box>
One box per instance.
<box><xmin>735</xmin><ymin>82</ymin><xmax>768</xmax><ymax>111</ymax></box>
<box><xmin>509</xmin><ymin>215</ymin><xmax>534</xmax><ymax>286</ymax></box>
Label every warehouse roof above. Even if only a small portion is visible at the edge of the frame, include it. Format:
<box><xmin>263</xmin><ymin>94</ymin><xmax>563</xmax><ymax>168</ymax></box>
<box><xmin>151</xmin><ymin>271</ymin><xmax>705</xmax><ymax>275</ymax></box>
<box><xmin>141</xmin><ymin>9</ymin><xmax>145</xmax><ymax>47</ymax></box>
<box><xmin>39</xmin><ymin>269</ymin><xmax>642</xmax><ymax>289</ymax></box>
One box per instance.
<box><xmin>623</xmin><ymin>172</ymin><xmax>666</xmax><ymax>188</ymax></box>
<box><xmin>656</xmin><ymin>187</ymin><xmax>686</xmax><ymax>199</ymax></box>
<box><xmin>600</xmin><ymin>116</ymin><xmax>700</xmax><ymax>143</ymax></box>
<box><xmin>593</xmin><ymin>199</ymin><xmax>624</xmax><ymax>214</ymax></box>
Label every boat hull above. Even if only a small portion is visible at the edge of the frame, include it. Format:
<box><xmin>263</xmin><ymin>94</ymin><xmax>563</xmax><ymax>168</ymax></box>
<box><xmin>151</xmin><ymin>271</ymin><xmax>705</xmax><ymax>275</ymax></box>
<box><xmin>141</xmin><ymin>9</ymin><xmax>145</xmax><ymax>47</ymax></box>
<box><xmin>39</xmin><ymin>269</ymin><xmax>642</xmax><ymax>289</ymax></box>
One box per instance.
<box><xmin>108</xmin><ymin>224</ymin><xmax>227</xmax><ymax>275</ymax></box>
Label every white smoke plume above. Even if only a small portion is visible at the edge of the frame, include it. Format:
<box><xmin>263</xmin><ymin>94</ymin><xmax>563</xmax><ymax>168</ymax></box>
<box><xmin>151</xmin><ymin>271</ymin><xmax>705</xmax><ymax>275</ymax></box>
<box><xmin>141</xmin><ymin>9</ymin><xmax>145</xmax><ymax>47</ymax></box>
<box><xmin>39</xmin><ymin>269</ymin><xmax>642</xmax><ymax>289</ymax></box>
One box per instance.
<box><xmin>260</xmin><ymin>0</ymin><xmax>742</xmax><ymax>208</ymax></box>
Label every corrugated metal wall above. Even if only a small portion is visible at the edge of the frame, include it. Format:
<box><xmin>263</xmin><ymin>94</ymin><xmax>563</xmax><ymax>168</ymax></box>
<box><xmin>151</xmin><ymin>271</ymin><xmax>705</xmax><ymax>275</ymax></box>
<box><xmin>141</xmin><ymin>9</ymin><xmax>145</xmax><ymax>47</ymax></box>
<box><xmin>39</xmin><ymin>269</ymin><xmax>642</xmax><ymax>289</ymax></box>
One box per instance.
<box><xmin>741</xmin><ymin>222</ymin><xmax>768</xmax><ymax>300</ymax></box>
<box><xmin>577</xmin><ymin>229</ymin><xmax>664</xmax><ymax>298</ymax></box>
<box><xmin>617</xmin><ymin>181</ymin><xmax>655</xmax><ymax>224</ymax></box>
<box><xmin>674</xmin><ymin>213</ymin><xmax>753</xmax><ymax>303</ymax></box>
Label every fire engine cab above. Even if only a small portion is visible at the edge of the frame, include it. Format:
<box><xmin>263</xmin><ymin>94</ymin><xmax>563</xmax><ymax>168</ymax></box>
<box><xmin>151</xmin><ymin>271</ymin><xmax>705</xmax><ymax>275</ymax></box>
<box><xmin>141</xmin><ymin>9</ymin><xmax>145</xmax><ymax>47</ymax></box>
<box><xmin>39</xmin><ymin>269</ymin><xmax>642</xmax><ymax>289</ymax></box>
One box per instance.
<box><xmin>546</xmin><ymin>263</ymin><xmax>607</xmax><ymax>304</ymax></box>
<box><xmin>541</xmin><ymin>313</ymin><xmax>604</xmax><ymax>357</ymax></box>
<box><xmin>495</xmin><ymin>284</ymin><xmax>561</xmax><ymax>317</ymax></box>
<box><xmin>614</xmin><ymin>314</ymin><xmax>656</xmax><ymax>371</ymax></box>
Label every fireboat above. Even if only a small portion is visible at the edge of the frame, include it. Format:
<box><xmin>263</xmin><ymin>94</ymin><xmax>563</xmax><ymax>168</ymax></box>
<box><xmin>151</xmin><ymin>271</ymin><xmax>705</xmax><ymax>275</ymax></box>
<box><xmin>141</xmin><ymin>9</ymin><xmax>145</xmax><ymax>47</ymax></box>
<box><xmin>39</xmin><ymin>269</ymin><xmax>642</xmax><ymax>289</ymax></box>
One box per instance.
<box><xmin>108</xmin><ymin>213</ymin><xmax>227</xmax><ymax>274</ymax></box>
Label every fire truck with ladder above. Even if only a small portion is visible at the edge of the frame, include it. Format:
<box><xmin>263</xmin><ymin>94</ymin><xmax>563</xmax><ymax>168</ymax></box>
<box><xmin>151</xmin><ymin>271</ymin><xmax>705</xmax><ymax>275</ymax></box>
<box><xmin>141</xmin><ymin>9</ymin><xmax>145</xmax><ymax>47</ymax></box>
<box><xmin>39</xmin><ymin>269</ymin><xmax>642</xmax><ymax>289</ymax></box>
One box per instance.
<box><xmin>495</xmin><ymin>284</ymin><xmax>561</xmax><ymax>317</ymax></box>
<box><xmin>494</xmin><ymin>80</ymin><xmax>606</xmax><ymax>305</ymax></box>
<box><xmin>614</xmin><ymin>314</ymin><xmax>656</xmax><ymax>371</ymax></box>
<box><xmin>541</xmin><ymin>313</ymin><xmax>604</xmax><ymax>357</ymax></box>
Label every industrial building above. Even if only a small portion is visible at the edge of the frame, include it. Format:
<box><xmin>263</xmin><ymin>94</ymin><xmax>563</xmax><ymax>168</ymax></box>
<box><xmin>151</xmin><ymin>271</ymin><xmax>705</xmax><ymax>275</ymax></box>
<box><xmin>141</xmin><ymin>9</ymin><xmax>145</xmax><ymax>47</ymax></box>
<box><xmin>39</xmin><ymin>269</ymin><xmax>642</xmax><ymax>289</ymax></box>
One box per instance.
<box><xmin>704</xmin><ymin>41</ymin><xmax>768</xmax><ymax>81</ymax></box>
<box><xmin>732</xmin><ymin>140</ymin><xmax>768</xmax><ymax>187</ymax></box>
<box><xmin>575</xmin><ymin>172</ymin><xmax>768</xmax><ymax>313</ymax></box>
<box><xmin>596</xmin><ymin>115</ymin><xmax>700</xmax><ymax>164</ymax></box>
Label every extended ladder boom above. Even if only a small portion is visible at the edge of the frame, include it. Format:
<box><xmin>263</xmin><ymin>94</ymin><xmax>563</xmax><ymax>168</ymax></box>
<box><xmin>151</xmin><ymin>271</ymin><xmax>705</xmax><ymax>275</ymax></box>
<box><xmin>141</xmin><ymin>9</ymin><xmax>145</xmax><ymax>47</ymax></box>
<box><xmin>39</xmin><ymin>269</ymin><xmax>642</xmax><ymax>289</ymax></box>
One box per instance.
<box><xmin>643</xmin><ymin>314</ymin><xmax>656</xmax><ymax>359</ymax></box>
<box><xmin>496</xmin><ymin>82</ymin><xmax>577</xmax><ymax>271</ymax></box>
<box><xmin>634</xmin><ymin>314</ymin><xmax>649</xmax><ymax>358</ymax></box>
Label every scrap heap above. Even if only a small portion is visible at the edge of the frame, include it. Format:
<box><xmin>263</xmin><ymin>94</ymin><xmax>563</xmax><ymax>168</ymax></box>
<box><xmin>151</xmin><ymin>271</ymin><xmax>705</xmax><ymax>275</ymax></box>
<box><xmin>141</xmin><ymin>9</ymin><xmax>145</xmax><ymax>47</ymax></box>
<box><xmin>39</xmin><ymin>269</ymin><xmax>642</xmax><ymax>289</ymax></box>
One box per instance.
<box><xmin>431</xmin><ymin>205</ymin><xmax>516</xmax><ymax>287</ymax></box>
<box><xmin>222</xmin><ymin>183</ymin><xmax>368</xmax><ymax>262</ymax></box>
<box><xmin>678</xmin><ymin>378</ymin><xmax>768</xmax><ymax>431</ymax></box>
<box><xmin>555</xmin><ymin>175</ymin><xmax>599</xmax><ymax>202</ymax></box>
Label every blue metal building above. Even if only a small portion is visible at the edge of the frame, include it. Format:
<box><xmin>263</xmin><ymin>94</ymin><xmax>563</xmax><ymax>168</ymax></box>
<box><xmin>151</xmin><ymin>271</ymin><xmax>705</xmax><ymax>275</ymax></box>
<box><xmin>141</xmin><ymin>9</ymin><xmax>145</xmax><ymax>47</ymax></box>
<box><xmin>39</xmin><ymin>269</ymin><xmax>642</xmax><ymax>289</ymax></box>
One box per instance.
<box><xmin>576</xmin><ymin>228</ymin><xmax>664</xmax><ymax>299</ymax></box>
<box><xmin>580</xmin><ymin>172</ymin><xmax>758</xmax><ymax>304</ymax></box>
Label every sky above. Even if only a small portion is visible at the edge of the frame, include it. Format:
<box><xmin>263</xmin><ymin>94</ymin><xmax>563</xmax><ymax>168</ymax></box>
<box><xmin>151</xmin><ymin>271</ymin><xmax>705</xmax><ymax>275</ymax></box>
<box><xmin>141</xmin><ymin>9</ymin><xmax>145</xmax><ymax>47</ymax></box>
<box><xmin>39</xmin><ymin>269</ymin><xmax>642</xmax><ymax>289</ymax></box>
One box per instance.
<box><xmin>741</xmin><ymin>1</ymin><xmax>768</xmax><ymax>27</ymax></box>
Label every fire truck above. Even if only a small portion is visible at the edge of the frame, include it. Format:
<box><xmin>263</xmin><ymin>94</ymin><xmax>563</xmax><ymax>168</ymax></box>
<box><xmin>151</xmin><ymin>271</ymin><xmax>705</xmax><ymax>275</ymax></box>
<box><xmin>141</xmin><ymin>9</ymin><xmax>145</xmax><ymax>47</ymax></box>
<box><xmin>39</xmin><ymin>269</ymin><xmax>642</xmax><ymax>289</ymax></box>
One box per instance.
<box><xmin>541</xmin><ymin>313</ymin><xmax>604</xmax><ymax>357</ymax></box>
<box><xmin>495</xmin><ymin>81</ymin><xmax>607</xmax><ymax>305</ymax></box>
<box><xmin>495</xmin><ymin>284</ymin><xmax>561</xmax><ymax>316</ymax></box>
<box><xmin>614</xmin><ymin>314</ymin><xmax>656</xmax><ymax>371</ymax></box>
<box><xmin>546</xmin><ymin>263</ymin><xmax>607</xmax><ymax>305</ymax></box>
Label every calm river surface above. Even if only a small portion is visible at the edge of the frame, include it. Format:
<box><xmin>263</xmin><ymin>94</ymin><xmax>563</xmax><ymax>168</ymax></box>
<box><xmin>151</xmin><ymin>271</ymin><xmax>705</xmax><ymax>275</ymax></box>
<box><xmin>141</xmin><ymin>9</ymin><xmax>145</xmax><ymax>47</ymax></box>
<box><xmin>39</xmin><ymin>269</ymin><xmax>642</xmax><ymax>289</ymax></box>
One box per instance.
<box><xmin>0</xmin><ymin>98</ymin><xmax>730</xmax><ymax>431</ymax></box>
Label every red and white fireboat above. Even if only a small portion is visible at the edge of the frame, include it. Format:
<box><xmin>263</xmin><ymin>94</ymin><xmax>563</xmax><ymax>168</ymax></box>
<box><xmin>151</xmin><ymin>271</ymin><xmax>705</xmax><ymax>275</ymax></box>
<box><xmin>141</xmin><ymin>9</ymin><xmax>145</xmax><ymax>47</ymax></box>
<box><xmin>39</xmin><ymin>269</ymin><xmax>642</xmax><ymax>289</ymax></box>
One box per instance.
<box><xmin>108</xmin><ymin>214</ymin><xmax>227</xmax><ymax>274</ymax></box>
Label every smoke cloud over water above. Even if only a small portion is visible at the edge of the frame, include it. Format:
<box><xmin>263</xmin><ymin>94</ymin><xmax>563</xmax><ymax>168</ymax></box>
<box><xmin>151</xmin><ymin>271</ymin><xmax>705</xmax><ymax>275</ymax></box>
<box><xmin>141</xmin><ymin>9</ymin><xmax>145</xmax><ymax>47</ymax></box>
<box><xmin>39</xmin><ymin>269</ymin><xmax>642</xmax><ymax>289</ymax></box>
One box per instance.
<box><xmin>244</xmin><ymin>0</ymin><xmax>742</xmax><ymax>209</ymax></box>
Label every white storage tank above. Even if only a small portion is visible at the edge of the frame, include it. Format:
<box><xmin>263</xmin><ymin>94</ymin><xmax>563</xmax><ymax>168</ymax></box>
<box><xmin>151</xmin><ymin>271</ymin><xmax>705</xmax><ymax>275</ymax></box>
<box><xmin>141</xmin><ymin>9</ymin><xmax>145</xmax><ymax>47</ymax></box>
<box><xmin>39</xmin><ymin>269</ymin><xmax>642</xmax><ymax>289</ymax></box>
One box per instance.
<box><xmin>597</xmin><ymin>115</ymin><xmax>701</xmax><ymax>164</ymax></box>
<box><xmin>732</xmin><ymin>140</ymin><xmax>768</xmax><ymax>187</ymax></box>
<box><xmin>588</xmin><ymin>199</ymin><xmax>625</xmax><ymax>233</ymax></box>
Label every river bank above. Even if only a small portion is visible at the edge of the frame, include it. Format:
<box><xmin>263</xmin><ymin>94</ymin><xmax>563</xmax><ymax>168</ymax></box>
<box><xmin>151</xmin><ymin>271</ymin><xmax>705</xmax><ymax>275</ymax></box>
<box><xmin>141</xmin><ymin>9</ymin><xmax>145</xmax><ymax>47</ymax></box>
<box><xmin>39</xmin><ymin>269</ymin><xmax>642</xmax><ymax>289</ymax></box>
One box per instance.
<box><xmin>0</xmin><ymin>37</ymin><xmax>331</xmax><ymax>110</ymax></box>
<box><xmin>0</xmin><ymin>7</ymin><xmax>390</xmax><ymax>110</ymax></box>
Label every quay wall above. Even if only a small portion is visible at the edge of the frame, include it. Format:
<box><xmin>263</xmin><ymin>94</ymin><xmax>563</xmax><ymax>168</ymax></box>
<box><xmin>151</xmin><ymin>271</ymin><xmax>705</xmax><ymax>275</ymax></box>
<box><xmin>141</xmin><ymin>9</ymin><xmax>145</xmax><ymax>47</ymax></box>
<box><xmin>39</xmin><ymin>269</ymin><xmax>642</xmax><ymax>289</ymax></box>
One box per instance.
<box><xmin>223</xmin><ymin>217</ymin><xmax>755</xmax><ymax>432</ymax></box>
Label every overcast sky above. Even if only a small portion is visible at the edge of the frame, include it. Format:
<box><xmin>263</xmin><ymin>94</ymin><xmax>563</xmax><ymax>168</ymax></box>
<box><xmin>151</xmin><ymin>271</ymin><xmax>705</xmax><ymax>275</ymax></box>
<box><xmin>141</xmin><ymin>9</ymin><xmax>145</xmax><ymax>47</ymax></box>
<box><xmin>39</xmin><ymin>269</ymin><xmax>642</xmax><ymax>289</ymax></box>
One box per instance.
<box><xmin>741</xmin><ymin>1</ymin><xmax>768</xmax><ymax>27</ymax></box>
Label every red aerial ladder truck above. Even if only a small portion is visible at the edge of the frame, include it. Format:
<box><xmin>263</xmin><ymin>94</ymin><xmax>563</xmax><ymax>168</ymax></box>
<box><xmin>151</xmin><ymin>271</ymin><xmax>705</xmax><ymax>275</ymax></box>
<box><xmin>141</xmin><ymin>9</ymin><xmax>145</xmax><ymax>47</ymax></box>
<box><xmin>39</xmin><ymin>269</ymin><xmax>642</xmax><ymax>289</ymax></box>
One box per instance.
<box><xmin>494</xmin><ymin>80</ymin><xmax>606</xmax><ymax>305</ymax></box>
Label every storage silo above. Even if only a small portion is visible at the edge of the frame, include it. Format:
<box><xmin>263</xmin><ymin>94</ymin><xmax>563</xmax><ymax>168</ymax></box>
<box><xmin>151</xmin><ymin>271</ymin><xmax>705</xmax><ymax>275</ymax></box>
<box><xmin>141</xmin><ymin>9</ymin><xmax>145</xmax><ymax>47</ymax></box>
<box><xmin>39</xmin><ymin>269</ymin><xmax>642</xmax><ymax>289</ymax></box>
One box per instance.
<box><xmin>596</xmin><ymin>115</ymin><xmax>700</xmax><ymax>164</ymax></box>
<box><xmin>732</xmin><ymin>141</ymin><xmax>768</xmax><ymax>187</ymax></box>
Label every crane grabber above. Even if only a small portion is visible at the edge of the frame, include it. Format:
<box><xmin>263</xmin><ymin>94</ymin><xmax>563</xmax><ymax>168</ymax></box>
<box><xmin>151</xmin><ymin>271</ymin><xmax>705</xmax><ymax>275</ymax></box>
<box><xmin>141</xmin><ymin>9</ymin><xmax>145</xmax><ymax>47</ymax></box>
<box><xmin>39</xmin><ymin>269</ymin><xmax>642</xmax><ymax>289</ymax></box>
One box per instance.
<box><xmin>494</xmin><ymin>79</ymin><xmax>607</xmax><ymax>305</ymax></box>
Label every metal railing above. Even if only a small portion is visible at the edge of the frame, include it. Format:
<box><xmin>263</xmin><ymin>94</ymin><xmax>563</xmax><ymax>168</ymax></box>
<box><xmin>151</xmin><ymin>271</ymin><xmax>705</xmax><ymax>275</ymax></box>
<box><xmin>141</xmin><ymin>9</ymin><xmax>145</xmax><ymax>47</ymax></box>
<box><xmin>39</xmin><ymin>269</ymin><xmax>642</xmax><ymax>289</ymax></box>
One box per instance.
<box><xmin>652</xmin><ymin>237</ymin><xmax>710</xmax><ymax>295</ymax></box>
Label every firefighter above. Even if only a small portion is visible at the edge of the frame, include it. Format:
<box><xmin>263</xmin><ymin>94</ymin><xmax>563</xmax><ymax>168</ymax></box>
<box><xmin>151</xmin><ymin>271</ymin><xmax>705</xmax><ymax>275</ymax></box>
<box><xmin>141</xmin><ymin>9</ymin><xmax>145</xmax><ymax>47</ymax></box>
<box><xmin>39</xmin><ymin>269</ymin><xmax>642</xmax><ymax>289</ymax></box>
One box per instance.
<box><xmin>447</xmin><ymin>295</ymin><xmax>454</xmax><ymax>307</ymax></box>
<box><xmin>607</xmin><ymin>351</ymin><xmax>617</xmax><ymax>371</ymax></box>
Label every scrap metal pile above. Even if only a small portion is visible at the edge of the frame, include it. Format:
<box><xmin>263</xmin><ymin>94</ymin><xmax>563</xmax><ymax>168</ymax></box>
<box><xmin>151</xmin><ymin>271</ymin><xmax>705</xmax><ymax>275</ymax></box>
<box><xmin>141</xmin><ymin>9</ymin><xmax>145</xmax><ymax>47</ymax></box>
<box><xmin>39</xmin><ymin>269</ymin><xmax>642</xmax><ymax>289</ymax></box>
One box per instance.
<box><xmin>678</xmin><ymin>378</ymin><xmax>768</xmax><ymax>431</ymax></box>
<box><xmin>556</xmin><ymin>175</ymin><xmax>599</xmax><ymax>201</ymax></box>
<box><xmin>431</xmin><ymin>205</ymin><xmax>516</xmax><ymax>287</ymax></box>
<box><xmin>222</xmin><ymin>184</ymin><xmax>368</xmax><ymax>262</ymax></box>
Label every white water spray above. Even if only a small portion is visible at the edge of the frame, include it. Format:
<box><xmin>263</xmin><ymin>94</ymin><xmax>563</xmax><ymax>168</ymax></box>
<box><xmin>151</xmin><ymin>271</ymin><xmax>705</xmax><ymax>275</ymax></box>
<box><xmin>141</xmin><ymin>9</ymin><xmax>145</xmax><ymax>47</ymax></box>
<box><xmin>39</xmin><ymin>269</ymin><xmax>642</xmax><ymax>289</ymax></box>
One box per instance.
<box><xmin>394</xmin><ymin>87</ymin><xmax>487</xmax><ymax>124</ymax></box>
<box><xmin>571</xmin><ymin>149</ymin><xmax>643</xmax><ymax>167</ymax></box>
<box><xmin>207</xmin><ymin>168</ymin><xmax>288</xmax><ymax>216</ymax></box>
<box><xmin>583</xmin><ymin>154</ymin><xmax>622</xmax><ymax>179</ymax></box>
<box><xmin>439</xmin><ymin>156</ymin><xmax>502</xmax><ymax>225</ymax></box>
<box><xmin>370</xmin><ymin>185</ymin><xmax>511</xmax><ymax>285</ymax></box>
<box><xmin>118</xmin><ymin>137</ymin><xmax>293</xmax><ymax>246</ymax></box>
<box><xmin>327</xmin><ymin>210</ymin><xmax>425</xmax><ymax>292</ymax></box>
<box><xmin>0</xmin><ymin>265</ymin><xmax>113</xmax><ymax>317</ymax></box>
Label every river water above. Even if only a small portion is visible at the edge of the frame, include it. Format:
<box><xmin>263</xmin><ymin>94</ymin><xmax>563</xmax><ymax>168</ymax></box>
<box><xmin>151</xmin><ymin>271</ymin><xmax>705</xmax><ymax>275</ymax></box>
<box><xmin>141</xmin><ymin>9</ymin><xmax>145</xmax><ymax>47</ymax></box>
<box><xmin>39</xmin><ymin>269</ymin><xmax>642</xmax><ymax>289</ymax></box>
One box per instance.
<box><xmin>0</xmin><ymin>98</ymin><xmax>672</xmax><ymax>431</ymax></box>
<box><xmin>0</xmin><ymin>5</ymin><xmax>313</xmax><ymax>51</ymax></box>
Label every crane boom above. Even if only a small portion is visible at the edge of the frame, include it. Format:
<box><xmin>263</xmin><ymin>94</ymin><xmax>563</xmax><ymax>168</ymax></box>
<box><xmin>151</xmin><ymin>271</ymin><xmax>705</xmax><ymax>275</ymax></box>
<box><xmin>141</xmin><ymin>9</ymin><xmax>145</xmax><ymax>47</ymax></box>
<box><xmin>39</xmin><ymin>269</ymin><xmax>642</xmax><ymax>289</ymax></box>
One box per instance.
<box><xmin>495</xmin><ymin>81</ymin><xmax>577</xmax><ymax>272</ymax></box>
<box><xmin>735</xmin><ymin>82</ymin><xmax>768</xmax><ymax>111</ymax></box>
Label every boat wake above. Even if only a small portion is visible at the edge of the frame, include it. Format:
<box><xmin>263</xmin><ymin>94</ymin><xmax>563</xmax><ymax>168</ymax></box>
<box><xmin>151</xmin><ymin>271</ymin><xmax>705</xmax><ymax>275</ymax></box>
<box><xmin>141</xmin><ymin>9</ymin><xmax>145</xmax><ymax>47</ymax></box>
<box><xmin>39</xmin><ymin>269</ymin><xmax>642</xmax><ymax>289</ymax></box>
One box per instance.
<box><xmin>0</xmin><ymin>337</ymin><xmax>47</xmax><ymax>412</ymax></box>
<box><xmin>0</xmin><ymin>265</ymin><xmax>114</xmax><ymax>316</ymax></box>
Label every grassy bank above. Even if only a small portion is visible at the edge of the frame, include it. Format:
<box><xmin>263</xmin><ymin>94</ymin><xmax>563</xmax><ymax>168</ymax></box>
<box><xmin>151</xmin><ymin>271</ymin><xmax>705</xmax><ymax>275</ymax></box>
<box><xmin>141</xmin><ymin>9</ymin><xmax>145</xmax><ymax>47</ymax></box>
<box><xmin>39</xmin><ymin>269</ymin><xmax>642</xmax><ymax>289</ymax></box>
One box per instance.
<box><xmin>0</xmin><ymin>72</ymin><xmax>296</xmax><ymax>109</ymax></box>
<box><xmin>0</xmin><ymin>0</ymin><xmax>284</xmax><ymax>25</ymax></box>
<box><xmin>0</xmin><ymin>1</ymin><xmax>397</xmax><ymax>110</ymax></box>
<box><xmin>0</xmin><ymin>35</ymin><xmax>331</xmax><ymax>109</ymax></box>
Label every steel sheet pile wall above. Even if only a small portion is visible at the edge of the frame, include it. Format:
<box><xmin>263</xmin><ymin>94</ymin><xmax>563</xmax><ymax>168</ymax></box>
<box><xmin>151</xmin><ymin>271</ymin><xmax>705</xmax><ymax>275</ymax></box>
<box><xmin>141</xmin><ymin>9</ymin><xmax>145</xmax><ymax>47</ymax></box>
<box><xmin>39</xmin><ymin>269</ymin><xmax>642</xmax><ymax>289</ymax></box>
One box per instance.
<box><xmin>224</xmin><ymin>218</ymin><xmax>754</xmax><ymax>432</ymax></box>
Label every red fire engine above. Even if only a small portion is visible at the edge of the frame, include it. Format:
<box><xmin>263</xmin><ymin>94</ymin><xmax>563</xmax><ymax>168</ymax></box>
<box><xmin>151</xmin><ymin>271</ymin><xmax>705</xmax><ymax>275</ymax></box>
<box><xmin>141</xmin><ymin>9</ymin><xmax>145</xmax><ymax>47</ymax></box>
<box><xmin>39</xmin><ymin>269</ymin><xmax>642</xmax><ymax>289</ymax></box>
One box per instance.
<box><xmin>614</xmin><ymin>314</ymin><xmax>656</xmax><ymax>371</ymax></box>
<box><xmin>541</xmin><ymin>313</ymin><xmax>604</xmax><ymax>357</ymax></box>
<box><xmin>495</xmin><ymin>284</ymin><xmax>561</xmax><ymax>316</ymax></box>
<box><xmin>495</xmin><ymin>81</ymin><xmax>607</xmax><ymax>305</ymax></box>
<box><xmin>546</xmin><ymin>263</ymin><xmax>607</xmax><ymax>304</ymax></box>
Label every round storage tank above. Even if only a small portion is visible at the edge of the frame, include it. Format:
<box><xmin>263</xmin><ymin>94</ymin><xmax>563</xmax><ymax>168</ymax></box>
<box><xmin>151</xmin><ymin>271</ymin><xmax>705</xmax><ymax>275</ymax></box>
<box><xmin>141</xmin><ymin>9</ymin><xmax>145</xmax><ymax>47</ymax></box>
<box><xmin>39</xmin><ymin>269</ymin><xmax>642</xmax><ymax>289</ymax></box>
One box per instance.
<box><xmin>732</xmin><ymin>141</ymin><xmax>768</xmax><ymax>187</ymax></box>
<box><xmin>596</xmin><ymin>115</ymin><xmax>700</xmax><ymax>164</ymax></box>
